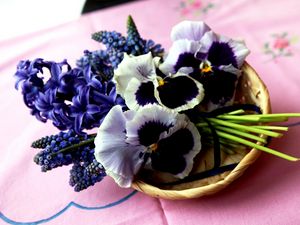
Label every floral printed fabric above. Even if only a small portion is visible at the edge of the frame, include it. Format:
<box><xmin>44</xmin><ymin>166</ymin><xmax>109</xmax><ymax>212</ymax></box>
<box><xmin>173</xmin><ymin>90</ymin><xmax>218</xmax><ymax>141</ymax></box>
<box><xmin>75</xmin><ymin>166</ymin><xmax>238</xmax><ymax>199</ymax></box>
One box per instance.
<box><xmin>1</xmin><ymin>0</ymin><xmax>300</xmax><ymax>225</ymax></box>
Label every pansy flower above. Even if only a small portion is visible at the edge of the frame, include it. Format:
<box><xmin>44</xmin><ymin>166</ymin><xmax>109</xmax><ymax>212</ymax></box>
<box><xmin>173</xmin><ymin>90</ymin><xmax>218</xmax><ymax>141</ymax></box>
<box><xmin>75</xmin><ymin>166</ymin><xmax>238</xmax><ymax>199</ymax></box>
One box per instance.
<box><xmin>94</xmin><ymin>104</ymin><xmax>201</xmax><ymax>188</ymax></box>
<box><xmin>113</xmin><ymin>52</ymin><xmax>204</xmax><ymax>112</ymax></box>
<box><xmin>160</xmin><ymin>21</ymin><xmax>250</xmax><ymax>110</ymax></box>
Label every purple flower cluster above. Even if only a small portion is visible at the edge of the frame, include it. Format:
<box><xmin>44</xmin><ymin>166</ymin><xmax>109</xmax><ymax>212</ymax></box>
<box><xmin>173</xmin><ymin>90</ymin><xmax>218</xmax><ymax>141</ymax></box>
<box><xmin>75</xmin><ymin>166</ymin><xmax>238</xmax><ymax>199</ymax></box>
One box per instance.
<box><xmin>70</xmin><ymin>159</ymin><xmax>106</xmax><ymax>192</ymax></box>
<box><xmin>14</xmin><ymin>15</ymin><xmax>165</xmax><ymax>192</ymax></box>
<box><xmin>33</xmin><ymin>130</ymin><xmax>94</xmax><ymax>172</ymax></box>
<box><xmin>91</xmin><ymin>16</ymin><xmax>164</xmax><ymax>69</ymax></box>
<box><xmin>14</xmin><ymin>58</ymin><xmax>125</xmax><ymax>133</ymax></box>
<box><xmin>32</xmin><ymin>130</ymin><xmax>105</xmax><ymax>191</ymax></box>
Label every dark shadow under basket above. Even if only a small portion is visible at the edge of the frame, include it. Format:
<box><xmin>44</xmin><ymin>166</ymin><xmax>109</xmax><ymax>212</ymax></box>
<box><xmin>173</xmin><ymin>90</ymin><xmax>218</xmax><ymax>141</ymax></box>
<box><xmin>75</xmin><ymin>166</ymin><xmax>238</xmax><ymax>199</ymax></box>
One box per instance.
<box><xmin>131</xmin><ymin>62</ymin><xmax>271</xmax><ymax>200</ymax></box>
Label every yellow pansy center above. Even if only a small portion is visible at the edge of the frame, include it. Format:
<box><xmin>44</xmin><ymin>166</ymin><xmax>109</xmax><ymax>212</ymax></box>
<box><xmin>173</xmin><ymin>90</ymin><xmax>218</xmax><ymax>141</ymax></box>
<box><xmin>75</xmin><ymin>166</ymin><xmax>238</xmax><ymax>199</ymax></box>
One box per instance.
<box><xmin>157</xmin><ymin>77</ymin><xmax>165</xmax><ymax>86</ymax></box>
<box><xmin>148</xmin><ymin>143</ymin><xmax>158</xmax><ymax>152</ymax></box>
<box><xmin>200</xmin><ymin>60</ymin><xmax>213</xmax><ymax>73</ymax></box>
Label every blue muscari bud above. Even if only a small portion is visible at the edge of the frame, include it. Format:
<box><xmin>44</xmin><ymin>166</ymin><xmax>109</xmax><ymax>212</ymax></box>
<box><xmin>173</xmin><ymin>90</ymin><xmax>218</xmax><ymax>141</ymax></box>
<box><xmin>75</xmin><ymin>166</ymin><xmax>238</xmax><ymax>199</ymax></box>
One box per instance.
<box><xmin>69</xmin><ymin>159</ymin><xmax>106</xmax><ymax>192</ymax></box>
<box><xmin>33</xmin><ymin>130</ymin><xmax>96</xmax><ymax>172</ymax></box>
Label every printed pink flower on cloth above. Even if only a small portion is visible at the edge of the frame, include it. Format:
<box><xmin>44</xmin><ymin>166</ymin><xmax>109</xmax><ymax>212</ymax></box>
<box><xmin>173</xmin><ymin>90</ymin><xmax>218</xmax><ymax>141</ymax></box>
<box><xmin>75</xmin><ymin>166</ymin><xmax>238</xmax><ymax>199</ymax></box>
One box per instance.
<box><xmin>177</xmin><ymin>0</ymin><xmax>215</xmax><ymax>17</ymax></box>
<box><xmin>160</xmin><ymin>21</ymin><xmax>250</xmax><ymax>110</ymax></box>
<box><xmin>263</xmin><ymin>32</ymin><xmax>298</xmax><ymax>59</ymax></box>
<box><xmin>273</xmin><ymin>37</ymin><xmax>290</xmax><ymax>49</ymax></box>
<box><xmin>94</xmin><ymin>105</ymin><xmax>201</xmax><ymax>188</ymax></box>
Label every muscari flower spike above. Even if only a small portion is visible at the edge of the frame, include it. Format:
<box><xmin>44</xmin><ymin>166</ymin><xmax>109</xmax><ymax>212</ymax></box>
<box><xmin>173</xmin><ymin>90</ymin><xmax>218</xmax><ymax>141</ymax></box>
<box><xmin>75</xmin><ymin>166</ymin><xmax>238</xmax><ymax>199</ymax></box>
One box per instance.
<box><xmin>160</xmin><ymin>21</ymin><xmax>250</xmax><ymax>110</ymax></box>
<box><xmin>94</xmin><ymin>104</ymin><xmax>201</xmax><ymax>188</ymax></box>
<box><xmin>113</xmin><ymin>52</ymin><xmax>204</xmax><ymax>112</ymax></box>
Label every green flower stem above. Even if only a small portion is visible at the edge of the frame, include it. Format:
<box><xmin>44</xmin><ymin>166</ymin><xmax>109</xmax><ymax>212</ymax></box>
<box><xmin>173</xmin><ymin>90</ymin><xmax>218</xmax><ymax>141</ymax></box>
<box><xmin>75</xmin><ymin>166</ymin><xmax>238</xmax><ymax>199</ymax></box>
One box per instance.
<box><xmin>216</xmin><ymin>130</ymin><xmax>299</xmax><ymax>161</ymax></box>
<box><xmin>51</xmin><ymin>136</ymin><xmax>96</xmax><ymax>156</ymax></box>
<box><xmin>208</xmin><ymin>118</ymin><xmax>283</xmax><ymax>138</ymax></box>
<box><xmin>217</xmin><ymin>114</ymin><xmax>289</xmax><ymax>123</ymax></box>
<box><xmin>201</xmin><ymin>135</ymin><xmax>243</xmax><ymax>149</ymax></box>
<box><xmin>217</xmin><ymin>115</ymin><xmax>260</xmax><ymax>122</ymax></box>
<box><xmin>227</xmin><ymin>109</ymin><xmax>245</xmax><ymax>115</ymax></box>
<box><xmin>196</xmin><ymin>122</ymin><xmax>209</xmax><ymax>127</ymax></box>
<box><xmin>214</xmin><ymin>126</ymin><xmax>267</xmax><ymax>143</ymax></box>
<box><xmin>251</xmin><ymin>125</ymin><xmax>289</xmax><ymax>131</ymax></box>
<box><xmin>245</xmin><ymin>113</ymin><xmax>300</xmax><ymax>118</ymax></box>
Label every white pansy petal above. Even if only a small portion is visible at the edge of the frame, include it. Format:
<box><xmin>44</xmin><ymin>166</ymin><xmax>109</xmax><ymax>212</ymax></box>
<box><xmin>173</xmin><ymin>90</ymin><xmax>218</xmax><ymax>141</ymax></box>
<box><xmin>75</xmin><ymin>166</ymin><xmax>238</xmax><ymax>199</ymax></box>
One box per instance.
<box><xmin>227</xmin><ymin>39</ymin><xmax>250</xmax><ymax>68</ymax></box>
<box><xmin>196</xmin><ymin>31</ymin><xmax>217</xmax><ymax>58</ymax></box>
<box><xmin>219</xmin><ymin>64</ymin><xmax>242</xmax><ymax>76</ymax></box>
<box><xmin>171</xmin><ymin>21</ymin><xmax>211</xmax><ymax>41</ymax></box>
<box><xmin>94</xmin><ymin>105</ymin><xmax>145</xmax><ymax>188</ymax></box>
<box><xmin>124</xmin><ymin>77</ymin><xmax>158</xmax><ymax>111</ymax></box>
<box><xmin>160</xmin><ymin>39</ymin><xmax>201</xmax><ymax>74</ymax></box>
<box><xmin>113</xmin><ymin>52</ymin><xmax>157</xmax><ymax>97</ymax></box>
<box><xmin>99</xmin><ymin>143</ymin><xmax>145</xmax><ymax>188</ymax></box>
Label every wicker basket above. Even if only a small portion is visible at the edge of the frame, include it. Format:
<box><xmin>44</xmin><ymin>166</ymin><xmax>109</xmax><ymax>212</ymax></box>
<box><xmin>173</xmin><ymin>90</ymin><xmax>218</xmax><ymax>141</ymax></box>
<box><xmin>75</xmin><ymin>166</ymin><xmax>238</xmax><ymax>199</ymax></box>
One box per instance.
<box><xmin>131</xmin><ymin>62</ymin><xmax>271</xmax><ymax>200</ymax></box>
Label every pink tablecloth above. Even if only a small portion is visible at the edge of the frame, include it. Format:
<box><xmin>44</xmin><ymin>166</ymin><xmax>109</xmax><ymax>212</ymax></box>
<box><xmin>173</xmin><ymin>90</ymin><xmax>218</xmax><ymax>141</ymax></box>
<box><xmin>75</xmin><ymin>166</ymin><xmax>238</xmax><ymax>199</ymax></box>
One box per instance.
<box><xmin>1</xmin><ymin>0</ymin><xmax>300</xmax><ymax>224</ymax></box>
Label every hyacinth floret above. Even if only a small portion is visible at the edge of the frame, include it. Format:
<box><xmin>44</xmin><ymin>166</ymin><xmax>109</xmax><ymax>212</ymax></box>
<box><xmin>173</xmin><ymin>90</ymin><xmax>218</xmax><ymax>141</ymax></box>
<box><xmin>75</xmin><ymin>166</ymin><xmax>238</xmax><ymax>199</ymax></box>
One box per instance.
<box><xmin>14</xmin><ymin>57</ymin><xmax>126</xmax><ymax>133</ymax></box>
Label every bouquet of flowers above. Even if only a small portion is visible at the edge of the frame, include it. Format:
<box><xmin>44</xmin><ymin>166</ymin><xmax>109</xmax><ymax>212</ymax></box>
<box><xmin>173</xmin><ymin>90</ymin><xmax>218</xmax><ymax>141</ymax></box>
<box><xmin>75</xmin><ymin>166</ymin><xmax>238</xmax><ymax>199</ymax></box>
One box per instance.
<box><xmin>14</xmin><ymin>16</ymin><xmax>300</xmax><ymax>199</ymax></box>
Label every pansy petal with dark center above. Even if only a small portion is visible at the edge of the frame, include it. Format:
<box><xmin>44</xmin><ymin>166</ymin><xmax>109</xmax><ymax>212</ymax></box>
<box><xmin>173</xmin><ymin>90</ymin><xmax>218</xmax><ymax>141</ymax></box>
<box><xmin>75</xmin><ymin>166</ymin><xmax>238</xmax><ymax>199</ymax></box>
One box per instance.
<box><xmin>151</xmin><ymin>128</ymin><xmax>194</xmax><ymax>174</ymax></box>
<box><xmin>151</xmin><ymin>153</ymin><xmax>187</xmax><ymax>175</ymax></box>
<box><xmin>197</xmin><ymin>31</ymin><xmax>250</xmax><ymax>70</ymax></box>
<box><xmin>159</xmin><ymin>39</ymin><xmax>201</xmax><ymax>75</ymax></box>
<box><xmin>124</xmin><ymin>78</ymin><xmax>158</xmax><ymax>110</ymax></box>
<box><xmin>149</xmin><ymin>114</ymin><xmax>201</xmax><ymax>178</ymax></box>
<box><xmin>174</xmin><ymin>53</ymin><xmax>201</xmax><ymax>72</ymax></box>
<box><xmin>138</xmin><ymin>120</ymin><xmax>171</xmax><ymax>146</ymax></box>
<box><xmin>94</xmin><ymin>105</ymin><xmax>146</xmax><ymax>188</ymax></box>
<box><xmin>126</xmin><ymin>105</ymin><xmax>177</xmax><ymax>146</ymax></box>
<box><xmin>207</xmin><ymin>41</ymin><xmax>238</xmax><ymax>68</ymax></box>
<box><xmin>155</xmin><ymin>75</ymin><xmax>204</xmax><ymax>112</ymax></box>
<box><xmin>198</xmin><ymin>69</ymin><xmax>238</xmax><ymax>108</ymax></box>
<box><xmin>113</xmin><ymin>52</ymin><xmax>159</xmax><ymax>98</ymax></box>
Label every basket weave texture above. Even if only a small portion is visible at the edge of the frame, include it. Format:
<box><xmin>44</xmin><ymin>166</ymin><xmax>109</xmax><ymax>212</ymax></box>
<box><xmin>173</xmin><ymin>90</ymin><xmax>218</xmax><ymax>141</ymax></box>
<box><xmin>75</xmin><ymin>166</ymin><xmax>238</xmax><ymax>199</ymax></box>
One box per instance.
<box><xmin>131</xmin><ymin>62</ymin><xmax>271</xmax><ymax>200</ymax></box>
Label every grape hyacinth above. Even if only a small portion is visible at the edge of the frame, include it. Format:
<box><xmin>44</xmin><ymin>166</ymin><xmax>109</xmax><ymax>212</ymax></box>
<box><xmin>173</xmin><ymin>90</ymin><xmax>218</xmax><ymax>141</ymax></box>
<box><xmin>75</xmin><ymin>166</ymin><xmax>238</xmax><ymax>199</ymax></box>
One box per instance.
<box><xmin>69</xmin><ymin>160</ymin><xmax>106</xmax><ymax>192</ymax></box>
<box><xmin>33</xmin><ymin>130</ymin><xmax>95</xmax><ymax>172</ymax></box>
<box><xmin>92</xmin><ymin>15</ymin><xmax>164</xmax><ymax>69</ymax></box>
<box><xmin>76</xmin><ymin>50</ymin><xmax>114</xmax><ymax>80</ymax></box>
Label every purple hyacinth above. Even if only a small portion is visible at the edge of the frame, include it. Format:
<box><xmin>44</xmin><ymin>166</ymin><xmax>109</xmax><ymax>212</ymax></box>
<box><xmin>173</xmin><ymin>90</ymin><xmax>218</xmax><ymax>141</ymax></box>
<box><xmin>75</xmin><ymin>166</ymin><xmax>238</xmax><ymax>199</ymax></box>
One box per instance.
<box><xmin>70</xmin><ymin>64</ymin><xmax>126</xmax><ymax>133</ymax></box>
<box><xmin>14</xmin><ymin>58</ymin><xmax>126</xmax><ymax>133</ymax></box>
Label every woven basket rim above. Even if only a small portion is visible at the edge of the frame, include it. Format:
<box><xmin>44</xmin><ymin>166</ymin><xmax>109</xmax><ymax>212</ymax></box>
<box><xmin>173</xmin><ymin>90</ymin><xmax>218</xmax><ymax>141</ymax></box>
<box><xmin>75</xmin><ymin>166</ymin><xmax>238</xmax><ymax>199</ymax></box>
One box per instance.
<box><xmin>131</xmin><ymin>62</ymin><xmax>271</xmax><ymax>199</ymax></box>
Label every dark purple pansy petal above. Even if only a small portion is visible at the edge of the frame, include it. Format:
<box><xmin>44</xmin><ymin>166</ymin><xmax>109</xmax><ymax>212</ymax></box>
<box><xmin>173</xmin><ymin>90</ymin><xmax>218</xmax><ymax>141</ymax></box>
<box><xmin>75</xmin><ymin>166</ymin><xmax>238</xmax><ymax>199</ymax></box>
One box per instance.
<box><xmin>198</xmin><ymin>69</ymin><xmax>238</xmax><ymax>106</ymax></box>
<box><xmin>174</xmin><ymin>52</ymin><xmax>201</xmax><ymax>72</ymax></box>
<box><xmin>207</xmin><ymin>41</ymin><xmax>238</xmax><ymax>68</ymax></box>
<box><xmin>151</xmin><ymin>153</ymin><xmax>187</xmax><ymax>175</ymax></box>
<box><xmin>124</xmin><ymin>78</ymin><xmax>158</xmax><ymax>110</ymax></box>
<box><xmin>134</xmin><ymin>81</ymin><xmax>158</xmax><ymax>106</ymax></box>
<box><xmin>137</xmin><ymin>120</ymin><xmax>171</xmax><ymax>146</ymax></box>
<box><xmin>159</xmin><ymin>39</ymin><xmax>201</xmax><ymax>75</ymax></box>
<box><xmin>156</xmin><ymin>75</ymin><xmax>204</xmax><ymax>111</ymax></box>
<box><xmin>151</xmin><ymin>127</ymin><xmax>196</xmax><ymax>175</ymax></box>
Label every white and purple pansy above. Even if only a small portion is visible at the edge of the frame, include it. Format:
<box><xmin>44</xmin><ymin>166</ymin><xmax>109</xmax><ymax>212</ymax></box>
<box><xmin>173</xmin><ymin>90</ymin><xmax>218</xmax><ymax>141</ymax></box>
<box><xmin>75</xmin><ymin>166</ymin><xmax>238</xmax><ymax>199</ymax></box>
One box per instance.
<box><xmin>160</xmin><ymin>21</ymin><xmax>250</xmax><ymax>110</ymax></box>
<box><xmin>154</xmin><ymin>72</ymin><xmax>204</xmax><ymax>112</ymax></box>
<box><xmin>113</xmin><ymin>52</ymin><xmax>204</xmax><ymax>112</ymax></box>
<box><xmin>94</xmin><ymin>104</ymin><xmax>201</xmax><ymax>188</ymax></box>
